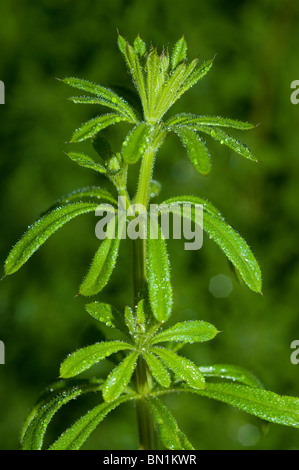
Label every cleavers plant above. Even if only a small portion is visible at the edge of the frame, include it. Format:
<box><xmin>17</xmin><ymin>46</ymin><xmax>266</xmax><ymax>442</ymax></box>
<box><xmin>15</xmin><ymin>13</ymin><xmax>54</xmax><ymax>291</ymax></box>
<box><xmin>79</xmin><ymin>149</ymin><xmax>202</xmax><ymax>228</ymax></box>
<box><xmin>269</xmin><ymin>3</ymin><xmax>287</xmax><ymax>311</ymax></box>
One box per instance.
<box><xmin>4</xmin><ymin>35</ymin><xmax>299</xmax><ymax>450</ymax></box>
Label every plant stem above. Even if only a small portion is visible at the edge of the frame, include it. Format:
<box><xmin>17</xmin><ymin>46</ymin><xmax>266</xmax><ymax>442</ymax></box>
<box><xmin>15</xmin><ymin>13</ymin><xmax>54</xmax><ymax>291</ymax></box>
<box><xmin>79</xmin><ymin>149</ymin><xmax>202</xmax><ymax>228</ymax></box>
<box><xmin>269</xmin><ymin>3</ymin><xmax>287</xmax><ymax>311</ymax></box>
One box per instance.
<box><xmin>133</xmin><ymin>145</ymin><xmax>157</xmax><ymax>450</ymax></box>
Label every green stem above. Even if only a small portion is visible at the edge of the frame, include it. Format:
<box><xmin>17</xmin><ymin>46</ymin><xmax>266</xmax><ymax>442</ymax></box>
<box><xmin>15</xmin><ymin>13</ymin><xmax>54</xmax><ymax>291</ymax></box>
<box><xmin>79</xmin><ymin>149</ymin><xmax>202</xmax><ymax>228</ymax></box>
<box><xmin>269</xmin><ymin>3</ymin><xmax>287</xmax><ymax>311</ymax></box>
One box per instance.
<box><xmin>133</xmin><ymin>145</ymin><xmax>157</xmax><ymax>450</ymax></box>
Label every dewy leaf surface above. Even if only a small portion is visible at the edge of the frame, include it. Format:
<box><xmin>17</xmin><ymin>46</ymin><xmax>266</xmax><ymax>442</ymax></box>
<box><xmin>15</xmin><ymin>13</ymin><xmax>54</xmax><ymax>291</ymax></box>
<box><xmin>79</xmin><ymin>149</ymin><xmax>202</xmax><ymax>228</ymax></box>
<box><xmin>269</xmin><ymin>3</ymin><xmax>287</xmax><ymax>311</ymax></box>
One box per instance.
<box><xmin>151</xmin><ymin>320</ymin><xmax>218</xmax><ymax>344</ymax></box>
<box><xmin>122</xmin><ymin>122</ymin><xmax>150</xmax><ymax>164</ymax></box>
<box><xmin>52</xmin><ymin>186</ymin><xmax>118</xmax><ymax>207</ymax></box>
<box><xmin>146</xmin><ymin>221</ymin><xmax>173</xmax><ymax>323</ymax></box>
<box><xmin>151</xmin><ymin>347</ymin><xmax>205</xmax><ymax>389</ymax></box>
<box><xmin>85</xmin><ymin>302</ymin><xmax>129</xmax><ymax>336</ymax></box>
<box><xmin>102</xmin><ymin>351</ymin><xmax>139</xmax><ymax>402</ymax></box>
<box><xmin>148</xmin><ymin>397</ymin><xmax>194</xmax><ymax>450</ymax></box>
<box><xmin>62</xmin><ymin>77</ymin><xmax>137</xmax><ymax>121</ymax></box>
<box><xmin>21</xmin><ymin>379</ymin><xmax>103</xmax><ymax>450</ymax></box>
<box><xmin>60</xmin><ymin>341</ymin><xmax>134</xmax><ymax>378</ymax></box>
<box><xmin>192</xmin><ymin>125</ymin><xmax>258</xmax><ymax>162</ymax></box>
<box><xmin>167</xmin><ymin>113</ymin><xmax>254</xmax><ymax>130</ymax></box>
<box><xmin>71</xmin><ymin>113</ymin><xmax>131</xmax><ymax>142</ymax></box>
<box><xmin>173</xmin><ymin>126</ymin><xmax>211</xmax><ymax>175</ymax></box>
<box><xmin>79</xmin><ymin>217</ymin><xmax>121</xmax><ymax>296</ymax></box>
<box><xmin>143</xmin><ymin>352</ymin><xmax>171</xmax><ymax>388</ymax></box>
<box><xmin>49</xmin><ymin>396</ymin><xmax>131</xmax><ymax>450</ymax></box>
<box><xmin>4</xmin><ymin>202</ymin><xmax>99</xmax><ymax>276</ymax></box>
<box><xmin>161</xmin><ymin>198</ymin><xmax>262</xmax><ymax>293</ymax></box>
<box><xmin>199</xmin><ymin>364</ymin><xmax>263</xmax><ymax>388</ymax></box>
<box><xmin>185</xmin><ymin>383</ymin><xmax>299</xmax><ymax>429</ymax></box>
<box><xmin>66</xmin><ymin>152</ymin><xmax>107</xmax><ymax>173</ymax></box>
<box><xmin>171</xmin><ymin>36</ymin><xmax>188</xmax><ymax>70</ymax></box>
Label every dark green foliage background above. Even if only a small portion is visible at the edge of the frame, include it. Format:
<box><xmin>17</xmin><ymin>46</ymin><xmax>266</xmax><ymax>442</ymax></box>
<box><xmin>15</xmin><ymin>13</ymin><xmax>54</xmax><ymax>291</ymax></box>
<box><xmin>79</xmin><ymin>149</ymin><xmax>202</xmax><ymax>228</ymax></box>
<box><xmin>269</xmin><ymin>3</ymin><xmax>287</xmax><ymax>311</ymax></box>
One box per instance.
<box><xmin>1</xmin><ymin>0</ymin><xmax>299</xmax><ymax>450</ymax></box>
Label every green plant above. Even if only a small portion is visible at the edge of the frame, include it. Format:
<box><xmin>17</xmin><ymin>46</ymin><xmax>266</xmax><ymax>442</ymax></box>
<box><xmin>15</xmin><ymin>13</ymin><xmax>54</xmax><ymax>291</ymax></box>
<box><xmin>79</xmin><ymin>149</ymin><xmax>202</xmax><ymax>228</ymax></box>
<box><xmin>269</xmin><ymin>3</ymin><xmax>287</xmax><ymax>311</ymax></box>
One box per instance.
<box><xmin>4</xmin><ymin>34</ymin><xmax>299</xmax><ymax>450</ymax></box>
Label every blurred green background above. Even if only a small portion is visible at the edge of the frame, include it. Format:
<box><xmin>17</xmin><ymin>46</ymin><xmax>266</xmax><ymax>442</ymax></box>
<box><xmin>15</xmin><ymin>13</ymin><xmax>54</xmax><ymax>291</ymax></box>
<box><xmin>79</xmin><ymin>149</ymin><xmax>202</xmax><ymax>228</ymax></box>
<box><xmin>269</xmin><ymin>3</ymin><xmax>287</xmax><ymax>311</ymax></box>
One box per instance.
<box><xmin>1</xmin><ymin>0</ymin><xmax>299</xmax><ymax>450</ymax></box>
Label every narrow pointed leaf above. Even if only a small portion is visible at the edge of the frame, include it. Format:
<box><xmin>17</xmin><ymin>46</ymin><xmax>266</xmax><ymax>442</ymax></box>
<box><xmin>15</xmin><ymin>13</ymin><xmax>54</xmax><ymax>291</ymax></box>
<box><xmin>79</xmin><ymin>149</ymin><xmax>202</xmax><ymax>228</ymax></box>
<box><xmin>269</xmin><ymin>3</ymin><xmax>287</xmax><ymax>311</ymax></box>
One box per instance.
<box><xmin>66</xmin><ymin>152</ymin><xmax>107</xmax><ymax>173</ymax></box>
<box><xmin>124</xmin><ymin>306</ymin><xmax>136</xmax><ymax>334</ymax></box>
<box><xmin>162</xmin><ymin>195</ymin><xmax>223</xmax><ymax>219</ymax></box>
<box><xmin>167</xmin><ymin>113</ymin><xmax>254</xmax><ymax>130</ymax></box>
<box><xmin>143</xmin><ymin>352</ymin><xmax>171</xmax><ymax>388</ymax></box>
<box><xmin>171</xmin><ymin>36</ymin><xmax>187</xmax><ymax>70</ymax></box>
<box><xmin>85</xmin><ymin>302</ymin><xmax>129</xmax><ymax>336</ymax></box>
<box><xmin>151</xmin><ymin>347</ymin><xmax>205</xmax><ymax>389</ymax></box>
<box><xmin>161</xmin><ymin>198</ymin><xmax>262</xmax><ymax>293</ymax></box>
<box><xmin>62</xmin><ymin>77</ymin><xmax>137</xmax><ymax>121</ymax></box>
<box><xmin>60</xmin><ymin>341</ymin><xmax>134</xmax><ymax>378</ymax></box>
<box><xmin>103</xmin><ymin>351</ymin><xmax>139</xmax><ymax>402</ymax></box>
<box><xmin>193</xmin><ymin>125</ymin><xmax>258</xmax><ymax>162</ymax></box>
<box><xmin>71</xmin><ymin>113</ymin><xmax>130</xmax><ymax>143</ymax></box>
<box><xmin>148</xmin><ymin>397</ymin><xmax>194</xmax><ymax>450</ymax></box>
<box><xmin>146</xmin><ymin>50</ymin><xmax>161</xmax><ymax>117</ymax></box>
<box><xmin>151</xmin><ymin>320</ymin><xmax>218</xmax><ymax>345</ymax></box>
<box><xmin>122</xmin><ymin>122</ymin><xmax>150</xmax><ymax>164</ymax></box>
<box><xmin>118</xmin><ymin>36</ymin><xmax>147</xmax><ymax>115</ymax></box>
<box><xmin>52</xmin><ymin>186</ymin><xmax>118</xmax><ymax>207</ymax></box>
<box><xmin>177</xmin><ymin>57</ymin><xmax>214</xmax><ymax>98</ymax></box>
<box><xmin>49</xmin><ymin>396</ymin><xmax>131</xmax><ymax>450</ymax></box>
<box><xmin>4</xmin><ymin>202</ymin><xmax>99</xmax><ymax>276</ymax></box>
<box><xmin>173</xmin><ymin>126</ymin><xmax>211</xmax><ymax>175</ymax></box>
<box><xmin>136</xmin><ymin>299</ymin><xmax>146</xmax><ymax>326</ymax></box>
<box><xmin>154</xmin><ymin>63</ymin><xmax>186</xmax><ymax>121</ymax></box>
<box><xmin>199</xmin><ymin>364</ymin><xmax>263</xmax><ymax>388</ymax></box>
<box><xmin>79</xmin><ymin>218</ymin><xmax>120</xmax><ymax>296</ymax></box>
<box><xmin>146</xmin><ymin>222</ymin><xmax>173</xmax><ymax>323</ymax></box>
<box><xmin>21</xmin><ymin>379</ymin><xmax>103</xmax><ymax>450</ymax></box>
<box><xmin>133</xmin><ymin>35</ymin><xmax>146</xmax><ymax>56</ymax></box>
<box><xmin>184</xmin><ymin>383</ymin><xmax>299</xmax><ymax>429</ymax></box>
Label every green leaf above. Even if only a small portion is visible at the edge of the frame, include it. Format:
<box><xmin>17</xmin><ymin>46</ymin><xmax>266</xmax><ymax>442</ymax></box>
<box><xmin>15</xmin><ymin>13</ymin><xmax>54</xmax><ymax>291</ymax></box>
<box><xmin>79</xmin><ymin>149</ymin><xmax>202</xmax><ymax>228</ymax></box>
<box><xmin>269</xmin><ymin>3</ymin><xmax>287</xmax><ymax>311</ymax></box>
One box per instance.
<box><xmin>161</xmin><ymin>197</ymin><xmax>262</xmax><ymax>293</ymax></box>
<box><xmin>71</xmin><ymin>113</ymin><xmax>130</xmax><ymax>143</ymax></box>
<box><xmin>102</xmin><ymin>351</ymin><xmax>139</xmax><ymax>402</ymax></box>
<box><xmin>148</xmin><ymin>397</ymin><xmax>194</xmax><ymax>450</ymax></box>
<box><xmin>143</xmin><ymin>352</ymin><xmax>171</xmax><ymax>388</ymax></box>
<box><xmin>162</xmin><ymin>194</ymin><xmax>222</xmax><ymax>219</ymax></box>
<box><xmin>146</xmin><ymin>221</ymin><xmax>173</xmax><ymax>323</ymax></box>
<box><xmin>199</xmin><ymin>364</ymin><xmax>263</xmax><ymax>388</ymax></box>
<box><xmin>60</xmin><ymin>341</ymin><xmax>134</xmax><ymax>378</ymax></box>
<box><xmin>65</xmin><ymin>152</ymin><xmax>107</xmax><ymax>173</ymax></box>
<box><xmin>171</xmin><ymin>36</ymin><xmax>188</xmax><ymax>70</ymax></box>
<box><xmin>151</xmin><ymin>320</ymin><xmax>218</xmax><ymax>345</ymax></box>
<box><xmin>193</xmin><ymin>125</ymin><xmax>258</xmax><ymax>162</ymax></box>
<box><xmin>124</xmin><ymin>305</ymin><xmax>137</xmax><ymax>334</ymax></box>
<box><xmin>177</xmin><ymin>57</ymin><xmax>214</xmax><ymax>98</ymax></box>
<box><xmin>146</xmin><ymin>50</ymin><xmax>162</xmax><ymax>117</ymax></box>
<box><xmin>173</xmin><ymin>126</ymin><xmax>211</xmax><ymax>175</ymax></box>
<box><xmin>154</xmin><ymin>63</ymin><xmax>186</xmax><ymax>121</ymax></box>
<box><xmin>136</xmin><ymin>298</ymin><xmax>146</xmax><ymax>326</ymax></box>
<box><xmin>79</xmin><ymin>217</ymin><xmax>120</xmax><ymax>296</ymax></box>
<box><xmin>51</xmin><ymin>186</ymin><xmax>118</xmax><ymax>207</ymax></box>
<box><xmin>62</xmin><ymin>77</ymin><xmax>137</xmax><ymax>121</ymax></box>
<box><xmin>21</xmin><ymin>379</ymin><xmax>103</xmax><ymax>450</ymax></box>
<box><xmin>167</xmin><ymin>113</ymin><xmax>255</xmax><ymax>130</ymax></box>
<box><xmin>151</xmin><ymin>347</ymin><xmax>205</xmax><ymax>389</ymax></box>
<box><xmin>49</xmin><ymin>395</ymin><xmax>131</xmax><ymax>450</ymax></box>
<box><xmin>186</xmin><ymin>383</ymin><xmax>299</xmax><ymax>429</ymax></box>
<box><xmin>118</xmin><ymin>35</ymin><xmax>148</xmax><ymax>115</ymax></box>
<box><xmin>122</xmin><ymin>122</ymin><xmax>150</xmax><ymax>164</ymax></box>
<box><xmin>4</xmin><ymin>202</ymin><xmax>99</xmax><ymax>276</ymax></box>
<box><xmin>133</xmin><ymin>34</ymin><xmax>146</xmax><ymax>56</ymax></box>
<box><xmin>85</xmin><ymin>302</ymin><xmax>129</xmax><ymax>336</ymax></box>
